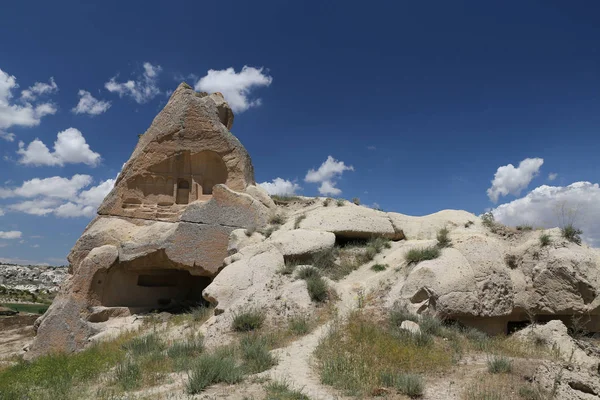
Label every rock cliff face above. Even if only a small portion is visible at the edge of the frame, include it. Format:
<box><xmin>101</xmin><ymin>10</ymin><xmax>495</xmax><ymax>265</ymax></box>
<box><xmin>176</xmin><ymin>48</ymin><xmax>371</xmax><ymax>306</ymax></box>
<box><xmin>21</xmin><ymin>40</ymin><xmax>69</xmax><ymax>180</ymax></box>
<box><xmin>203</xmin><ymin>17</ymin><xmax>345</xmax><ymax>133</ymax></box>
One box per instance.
<box><xmin>27</xmin><ymin>83</ymin><xmax>273</xmax><ymax>358</ymax></box>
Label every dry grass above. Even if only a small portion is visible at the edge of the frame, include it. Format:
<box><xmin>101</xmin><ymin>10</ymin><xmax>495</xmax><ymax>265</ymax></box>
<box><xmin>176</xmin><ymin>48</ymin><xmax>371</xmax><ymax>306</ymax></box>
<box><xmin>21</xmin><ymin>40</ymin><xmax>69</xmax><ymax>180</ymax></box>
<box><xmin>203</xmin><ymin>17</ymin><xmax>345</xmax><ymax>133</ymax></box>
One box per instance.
<box><xmin>462</xmin><ymin>373</ymin><xmax>547</xmax><ymax>400</ymax></box>
<box><xmin>315</xmin><ymin>311</ymin><xmax>454</xmax><ymax>396</ymax></box>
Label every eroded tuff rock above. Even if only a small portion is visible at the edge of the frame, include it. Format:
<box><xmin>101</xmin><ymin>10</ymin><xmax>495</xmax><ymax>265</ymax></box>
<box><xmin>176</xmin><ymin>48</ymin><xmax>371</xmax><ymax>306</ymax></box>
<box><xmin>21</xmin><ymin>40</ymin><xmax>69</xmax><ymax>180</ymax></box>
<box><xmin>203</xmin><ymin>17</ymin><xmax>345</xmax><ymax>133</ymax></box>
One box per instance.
<box><xmin>0</xmin><ymin>264</ymin><xmax>67</xmax><ymax>294</ymax></box>
<box><xmin>28</xmin><ymin>84</ymin><xmax>270</xmax><ymax>358</ymax></box>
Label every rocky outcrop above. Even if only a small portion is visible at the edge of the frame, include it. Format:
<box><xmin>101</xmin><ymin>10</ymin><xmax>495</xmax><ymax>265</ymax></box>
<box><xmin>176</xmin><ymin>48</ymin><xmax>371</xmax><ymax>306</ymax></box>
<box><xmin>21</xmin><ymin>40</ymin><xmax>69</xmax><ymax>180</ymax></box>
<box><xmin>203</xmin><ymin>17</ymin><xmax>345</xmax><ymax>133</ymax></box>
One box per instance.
<box><xmin>28</xmin><ymin>84</ymin><xmax>269</xmax><ymax>358</ymax></box>
<box><xmin>0</xmin><ymin>265</ymin><xmax>67</xmax><ymax>294</ymax></box>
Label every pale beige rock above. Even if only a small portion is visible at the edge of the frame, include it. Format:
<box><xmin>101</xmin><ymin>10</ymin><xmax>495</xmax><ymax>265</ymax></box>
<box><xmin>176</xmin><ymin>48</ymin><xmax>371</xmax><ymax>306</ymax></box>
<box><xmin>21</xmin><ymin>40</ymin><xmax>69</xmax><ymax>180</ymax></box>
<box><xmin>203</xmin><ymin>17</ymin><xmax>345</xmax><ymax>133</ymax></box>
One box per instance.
<box><xmin>300</xmin><ymin>204</ymin><xmax>404</xmax><ymax>240</ymax></box>
<box><xmin>269</xmin><ymin>229</ymin><xmax>336</xmax><ymax>258</ymax></box>
<box><xmin>245</xmin><ymin>185</ymin><xmax>276</xmax><ymax>210</ymax></box>
<box><xmin>388</xmin><ymin>209</ymin><xmax>477</xmax><ymax>240</ymax></box>
<box><xmin>227</xmin><ymin>229</ymin><xmax>265</xmax><ymax>256</ymax></box>
<box><xmin>400</xmin><ymin>320</ymin><xmax>421</xmax><ymax>334</ymax></box>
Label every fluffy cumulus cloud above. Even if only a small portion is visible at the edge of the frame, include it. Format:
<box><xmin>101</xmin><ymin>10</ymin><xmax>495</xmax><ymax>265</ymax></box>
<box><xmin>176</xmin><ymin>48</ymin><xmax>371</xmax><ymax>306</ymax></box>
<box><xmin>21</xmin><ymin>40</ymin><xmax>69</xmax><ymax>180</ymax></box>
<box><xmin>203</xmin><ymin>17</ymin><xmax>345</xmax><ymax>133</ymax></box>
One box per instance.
<box><xmin>0</xmin><ymin>131</ymin><xmax>15</xmax><ymax>141</ymax></box>
<box><xmin>0</xmin><ymin>231</ymin><xmax>22</xmax><ymax>239</ymax></box>
<box><xmin>0</xmin><ymin>68</ymin><xmax>57</xmax><ymax>132</ymax></box>
<box><xmin>258</xmin><ymin>178</ymin><xmax>301</xmax><ymax>196</ymax></box>
<box><xmin>305</xmin><ymin>156</ymin><xmax>354</xmax><ymax>196</ymax></box>
<box><xmin>1</xmin><ymin>175</ymin><xmax>115</xmax><ymax>218</ymax></box>
<box><xmin>491</xmin><ymin>181</ymin><xmax>600</xmax><ymax>247</ymax></box>
<box><xmin>20</xmin><ymin>77</ymin><xmax>58</xmax><ymax>101</ymax></box>
<box><xmin>105</xmin><ymin>62</ymin><xmax>162</xmax><ymax>104</ymax></box>
<box><xmin>195</xmin><ymin>66</ymin><xmax>272</xmax><ymax>113</ymax></box>
<box><xmin>487</xmin><ymin>158</ymin><xmax>544</xmax><ymax>203</ymax></box>
<box><xmin>72</xmin><ymin>90</ymin><xmax>111</xmax><ymax>115</ymax></box>
<box><xmin>17</xmin><ymin>128</ymin><xmax>101</xmax><ymax>167</ymax></box>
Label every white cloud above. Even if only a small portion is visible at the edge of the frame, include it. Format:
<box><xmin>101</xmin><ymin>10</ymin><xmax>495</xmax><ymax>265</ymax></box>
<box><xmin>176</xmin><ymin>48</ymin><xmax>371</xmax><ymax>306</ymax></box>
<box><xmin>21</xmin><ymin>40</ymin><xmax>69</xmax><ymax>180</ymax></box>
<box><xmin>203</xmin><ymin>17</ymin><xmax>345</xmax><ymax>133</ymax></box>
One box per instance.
<box><xmin>17</xmin><ymin>128</ymin><xmax>101</xmax><ymax>167</ymax></box>
<box><xmin>195</xmin><ymin>66</ymin><xmax>272</xmax><ymax>113</ymax></box>
<box><xmin>0</xmin><ymin>175</ymin><xmax>92</xmax><ymax>200</ymax></box>
<box><xmin>54</xmin><ymin>202</ymin><xmax>96</xmax><ymax>218</ymax></box>
<box><xmin>105</xmin><ymin>62</ymin><xmax>162</xmax><ymax>104</ymax></box>
<box><xmin>318</xmin><ymin>180</ymin><xmax>341</xmax><ymax>196</ymax></box>
<box><xmin>0</xmin><ymin>231</ymin><xmax>22</xmax><ymax>239</ymax></box>
<box><xmin>77</xmin><ymin>178</ymin><xmax>115</xmax><ymax>207</ymax></box>
<box><xmin>487</xmin><ymin>158</ymin><xmax>544</xmax><ymax>203</ymax></box>
<box><xmin>0</xmin><ymin>68</ymin><xmax>57</xmax><ymax>130</ymax></box>
<box><xmin>21</xmin><ymin>77</ymin><xmax>58</xmax><ymax>101</ymax></box>
<box><xmin>548</xmin><ymin>172</ymin><xmax>558</xmax><ymax>181</ymax></box>
<box><xmin>72</xmin><ymin>90</ymin><xmax>111</xmax><ymax>115</ymax></box>
<box><xmin>258</xmin><ymin>178</ymin><xmax>301</xmax><ymax>196</ymax></box>
<box><xmin>491</xmin><ymin>181</ymin><xmax>600</xmax><ymax>247</ymax></box>
<box><xmin>305</xmin><ymin>156</ymin><xmax>354</xmax><ymax>183</ymax></box>
<box><xmin>0</xmin><ymin>131</ymin><xmax>15</xmax><ymax>141</ymax></box>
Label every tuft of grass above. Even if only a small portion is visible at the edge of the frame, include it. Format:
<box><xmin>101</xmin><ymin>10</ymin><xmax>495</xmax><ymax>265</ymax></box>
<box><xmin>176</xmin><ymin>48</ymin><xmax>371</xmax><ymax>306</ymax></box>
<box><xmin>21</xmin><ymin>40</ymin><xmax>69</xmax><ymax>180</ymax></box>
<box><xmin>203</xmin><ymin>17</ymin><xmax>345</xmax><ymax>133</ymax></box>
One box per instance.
<box><xmin>370</xmin><ymin>263</ymin><xmax>387</xmax><ymax>272</ymax></box>
<box><xmin>240</xmin><ymin>334</ymin><xmax>277</xmax><ymax>374</ymax></box>
<box><xmin>315</xmin><ymin>311</ymin><xmax>451</xmax><ymax>396</ymax></box>
<box><xmin>516</xmin><ymin>225</ymin><xmax>533</xmax><ymax>231</ymax></box>
<box><xmin>167</xmin><ymin>336</ymin><xmax>204</xmax><ymax>371</ymax></box>
<box><xmin>323</xmin><ymin>198</ymin><xmax>332</xmax><ymax>207</ymax></box>
<box><xmin>114</xmin><ymin>359</ymin><xmax>141</xmax><ymax>390</ymax></box>
<box><xmin>352</xmin><ymin>197</ymin><xmax>361</xmax><ymax>205</ymax></box>
<box><xmin>436</xmin><ymin>227</ymin><xmax>452</xmax><ymax>248</ymax></box>
<box><xmin>265</xmin><ymin>381</ymin><xmax>310</xmax><ymax>400</ymax></box>
<box><xmin>336</xmin><ymin>199</ymin><xmax>345</xmax><ymax>207</ymax></box>
<box><xmin>419</xmin><ymin>314</ymin><xmax>444</xmax><ymax>336</ymax></box>
<box><xmin>288</xmin><ymin>315</ymin><xmax>311</xmax><ymax>335</ymax></box>
<box><xmin>294</xmin><ymin>214</ymin><xmax>306</xmax><ymax>229</ymax></box>
<box><xmin>279</xmin><ymin>260</ymin><xmax>299</xmax><ymax>275</ymax></box>
<box><xmin>405</xmin><ymin>246</ymin><xmax>440</xmax><ymax>265</ymax></box>
<box><xmin>487</xmin><ymin>355</ymin><xmax>513</xmax><ymax>374</ymax></box>
<box><xmin>389</xmin><ymin>306</ymin><xmax>419</xmax><ymax>326</ymax></box>
<box><xmin>270</xmin><ymin>214</ymin><xmax>286</xmax><ymax>225</ymax></box>
<box><xmin>245</xmin><ymin>224</ymin><xmax>257</xmax><ymax>237</ymax></box>
<box><xmin>463</xmin><ymin>327</ymin><xmax>490</xmax><ymax>351</ymax></box>
<box><xmin>296</xmin><ymin>266</ymin><xmax>320</xmax><ymax>280</ymax></box>
<box><xmin>306</xmin><ymin>275</ymin><xmax>329</xmax><ymax>302</ymax></box>
<box><xmin>186</xmin><ymin>351</ymin><xmax>243</xmax><ymax>394</ymax></box>
<box><xmin>561</xmin><ymin>224</ymin><xmax>582</xmax><ymax>245</ymax></box>
<box><xmin>261</xmin><ymin>226</ymin><xmax>279</xmax><ymax>238</ymax></box>
<box><xmin>481</xmin><ymin>212</ymin><xmax>495</xmax><ymax>228</ymax></box>
<box><xmin>232</xmin><ymin>308</ymin><xmax>265</xmax><ymax>332</ymax></box>
<box><xmin>122</xmin><ymin>333</ymin><xmax>165</xmax><ymax>356</ymax></box>
<box><xmin>539</xmin><ymin>233</ymin><xmax>551</xmax><ymax>247</ymax></box>
<box><xmin>504</xmin><ymin>254</ymin><xmax>518</xmax><ymax>269</ymax></box>
<box><xmin>464</xmin><ymin>220</ymin><xmax>474</xmax><ymax>228</ymax></box>
<box><xmin>380</xmin><ymin>372</ymin><xmax>424</xmax><ymax>398</ymax></box>
<box><xmin>271</xmin><ymin>195</ymin><xmax>302</xmax><ymax>204</ymax></box>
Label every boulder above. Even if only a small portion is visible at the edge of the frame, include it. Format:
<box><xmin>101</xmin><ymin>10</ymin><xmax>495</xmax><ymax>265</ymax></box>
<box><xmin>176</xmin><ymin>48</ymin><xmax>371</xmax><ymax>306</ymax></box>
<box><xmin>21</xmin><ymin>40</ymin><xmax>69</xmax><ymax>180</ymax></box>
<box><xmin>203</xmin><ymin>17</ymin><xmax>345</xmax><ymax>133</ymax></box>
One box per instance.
<box><xmin>269</xmin><ymin>229</ymin><xmax>336</xmax><ymax>258</ymax></box>
<box><xmin>227</xmin><ymin>229</ymin><xmax>265</xmax><ymax>256</ymax></box>
<box><xmin>400</xmin><ymin>320</ymin><xmax>421</xmax><ymax>335</ymax></box>
<box><xmin>0</xmin><ymin>306</ymin><xmax>17</xmax><ymax>316</ymax></box>
<box><xmin>387</xmin><ymin>210</ymin><xmax>477</xmax><ymax>240</ymax></box>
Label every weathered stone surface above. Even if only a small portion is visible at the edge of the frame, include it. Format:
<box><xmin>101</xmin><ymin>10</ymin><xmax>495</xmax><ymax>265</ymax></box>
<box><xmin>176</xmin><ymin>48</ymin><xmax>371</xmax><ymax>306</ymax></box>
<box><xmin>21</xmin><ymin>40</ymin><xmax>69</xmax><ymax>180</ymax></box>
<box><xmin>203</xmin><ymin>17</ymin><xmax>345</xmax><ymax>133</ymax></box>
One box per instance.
<box><xmin>388</xmin><ymin>210</ymin><xmax>477</xmax><ymax>240</ymax></box>
<box><xmin>300</xmin><ymin>204</ymin><xmax>404</xmax><ymax>240</ymax></box>
<box><xmin>269</xmin><ymin>229</ymin><xmax>336</xmax><ymax>258</ymax></box>
<box><xmin>245</xmin><ymin>185</ymin><xmax>276</xmax><ymax>210</ymax></box>
<box><xmin>228</xmin><ymin>229</ymin><xmax>265</xmax><ymax>256</ymax></box>
<box><xmin>98</xmin><ymin>83</ymin><xmax>255</xmax><ymax>222</ymax></box>
<box><xmin>400</xmin><ymin>320</ymin><xmax>421</xmax><ymax>334</ymax></box>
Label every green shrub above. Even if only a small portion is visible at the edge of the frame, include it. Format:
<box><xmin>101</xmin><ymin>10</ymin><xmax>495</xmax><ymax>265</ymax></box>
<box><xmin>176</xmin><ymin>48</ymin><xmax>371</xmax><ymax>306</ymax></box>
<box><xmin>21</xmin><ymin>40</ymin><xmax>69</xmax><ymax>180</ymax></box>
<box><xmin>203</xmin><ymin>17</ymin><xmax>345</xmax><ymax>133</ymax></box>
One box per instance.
<box><xmin>323</xmin><ymin>198</ymin><xmax>332</xmax><ymax>207</ymax></box>
<box><xmin>389</xmin><ymin>306</ymin><xmax>419</xmax><ymax>326</ymax></box>
<box><xmin>306</xmin><ymin>276</ymin><xmax>329</xmax><ymax>302</ymax></box>
<box><xmin>405</xmin><ymin>246</ymin><xmax>440</xmax><ymax>264</ymax></box>
<box><xmin>270</xmin><ymin>214</ymin><xmax>286</xmax><ymax>225</ymax></box>
<box><xmin>167</xmin><ymin>336</ymin><xmax>204</xmax><ymax>370</ymax></box>
<box><xmin>370</xmin><ymin>263</ymin><xmax>387</xmax><ymax>272</ymax></box>
<box><xmin>487</xmin><ymin>355</ymin><xmax>512</xmax><ymax>374</ymax></box>
<box><xmin>288</xmin><ymin>315</ymin><xmax>310</xmax><ymax>335</ymax></box>
<box><xmin>367</xmin><ymin>236</ymin><xmax>392</xmax><ymax>252</ymax></box>
<box><xmin>297</xmin><ymin>266</ymin><xmax>320</xmax><ymax>280</ymax></box>
<box><xmin>561</xmin><ymin>224</ymin><xmax>582</xmax><ymax>245</ymax></box>
<box><xmin>114</xmin><ymin>359</ymin><xmax>141</xmax><ymax>390</ymax></box>
<box><xmin>279</xmin><ymin>260</ymin><xmax>298</xmax><ymax>275</ymax></box>
<box><xmin>539</xmin><ymin>233</ymin><xmax>551</xmax><ymax>247</ymax></box>
<box><xmin>122</xmin><ymin>333</ymin><xmax>165</xmax><ymax>356</ymax></box>
<box><xmin>481</xmin><ymin>212</ymin><xmax>495</xmax><ymax>228</ymax></box>
<box><xmin>265</xmin><ymin>381</ymin><xmax>310</xmax><ymax>400</ymax></box>
<box><xmin>436</xmin><ymin>227</ymin><xmax>451</xmax><ymax>248</ymax></box>
<box><xmin>395</xmin><ymin>373</ymin><xmax>424</xmax><ymax>398</ymax></box>
<box><xmin>294</xmin><ymin>214</ymin><xmax>306</xmax><ymax>229</ymax></box>
<box><xmin>186</xmin><ymin>352</ymin><xmax>243</xmax><ymax>393</ymax></box>
<box><xmin>516</xmin><ymin>225</ymin><xmax>533</xmax><ymax>231</ymax></box>
<box><xmin>464</xmin><ymin>220</ymin><xmax>474</xmax><ymax>228</ymax></box>
<box><xmin>232</xmin><ymin>308</ymin><xmax>265</xmax><ymax>332</ymax></box>
<box><xmin>240</xmin><ymin>334</ymin><xmax>277</xmax><ymax>374</ymax></box>
<box><xmin>336</xmin><ymin>199</ymin><xmax>345</xmax><ymax>207</ymax></box>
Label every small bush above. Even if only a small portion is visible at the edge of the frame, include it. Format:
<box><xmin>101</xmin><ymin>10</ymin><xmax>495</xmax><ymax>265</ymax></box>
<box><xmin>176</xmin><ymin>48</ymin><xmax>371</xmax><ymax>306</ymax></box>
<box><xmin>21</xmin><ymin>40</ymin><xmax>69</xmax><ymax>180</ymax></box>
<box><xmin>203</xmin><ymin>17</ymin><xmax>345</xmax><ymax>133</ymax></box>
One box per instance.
<box><xmin>240</xmin><ymin>334</ymin><xmax>277</xmax><ymax>374</ymax></box>
<box><xmin>323</xmin><ymin>198</ymin><xmax>332</xmax><ymax>207</ymax></box>
<box><xmin>288</xmin><ymin>315</ymin><xmax>310</xmax><ymax>335</ymax></box>
<box><xmin>561</xmin><ymin>224</ymin><xmax>582</xmax><ymax>245</ymax></box>
<box><xmin>516</xmin><ymin>225</ymin><xmax>533</xmax><ymax>231</ymax></box>
<box><xmin>487</xmin><ymin>355</ymin><xmax>512</xmax><ymax>374</ymax></box>
<box><xmin>389</xmin><ymin>306</ymin><xmax>419</xmax><ymax>326</ymax></box>
<box><xmin>167</xmin><ymin>336</ymin><xmax>204</xmax><ymax>359</ymax></box>
<box><xmin>464</xmin><ymin>327</ymin><xmax>490</xmax><ymax>351</ymax></box>
<box><xmin>262</xmin><ymin>226</ymin><xmax>279</xmax><ymax>238</ymax></box>
<box><xmin>297</xmin><ymin>266</ymin><xmax>320</xmax><ymax>280</ymax></box>
<box><xmin>436</xmin><ymin>227</ymin><xmax>451</xmax><ymax>248</ymax></box>
<box><xmin>482</xmin><ymin>212</ymin><xmax>495</xmax><ymax>228</ymax></box>
<box><xmin>279</xmin><ymin>260</ymin><xmax>298</xmax><ymax>275</ymax></box>
<box><xmin>464</xmin><ymin>220</ymin><xmax>474</xmax><ymax>228</ymax></box>
<box><xmin>294</xmin><ymin>214</ymin><xmax>306</xmax><ymax>229</ymax></box>
<box><xmin>352</xmin><ymin>197</ymin><xmax>360</xmax><ymax>205</ymax></box>
<box><xmin>270</xmin><ymin>214</ymin><xmax>286</xmax><ymax>225</ymax></box>
<box><xmin>232</xmin><ymin>309</ymin><xmax>265</xmax><ymax>332</ymax></box>
<box><xmin>187</xmin><ymin>352</ymin><xmax>243</xmax><ymax>393</ymax></box>
<box><xmin>419</xmin><ymin>314</ymin><xmax>444</xmax><ymax>336</ymax></box>
<box><xmin>114</xmin><ymin>359</ymin><xmax>141</xmax><ymax>390</ymax></box>
<box><xmin>394</xmin><ymin>373</ymin><xmax>424</xmax><ymax>398</ymax></box>
<box><xmin>368</xmin><ymin>236</ymin><xmax>392</xmax><ymax>252</ymax></box>
<box><xmin>265</xmin><ymin>381</ymin><xmax>310</xmax><ymax>400</ymax></box>
<box><xmin>539</xmin><ymin>233</ymin><xmax>551</xmax><ymax>247</ymax></box>
<box><xmin>405</xmin><ymin>246</ymin><xmax>440</xmax><ymax>264</ymax></box>
<box><xmin>306</xmin><ymin>275</ymin><xmax>329</xmax><ymax>302</ymax></box>
<box><xmin>122</xmin><ymin>333</ymin><xmax>165</xmax><ymax>356</ymax></box>
<box><xmin>336</xmin><ymin>199</ymin><xmax>345</xmax><ymax>207</ymax></box>
<box><xmin>371</xmin><ymin>263</ymin><xmax>387</xmax><ymax>272</ymax></box>
<box><xmin>504</xmin><ymin>254</ymin><xmax>518</xmax><ymax>269</ymax></box>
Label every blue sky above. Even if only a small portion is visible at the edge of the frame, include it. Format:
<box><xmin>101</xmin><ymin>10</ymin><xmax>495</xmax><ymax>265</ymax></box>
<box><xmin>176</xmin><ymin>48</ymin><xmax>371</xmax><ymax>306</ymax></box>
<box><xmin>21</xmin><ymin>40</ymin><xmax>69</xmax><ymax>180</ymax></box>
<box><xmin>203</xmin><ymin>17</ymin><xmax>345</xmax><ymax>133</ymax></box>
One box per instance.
<box><xmin>1</xmin><ymin>1</ymin><xmax>600</xmax><ymax>265</ymax></box>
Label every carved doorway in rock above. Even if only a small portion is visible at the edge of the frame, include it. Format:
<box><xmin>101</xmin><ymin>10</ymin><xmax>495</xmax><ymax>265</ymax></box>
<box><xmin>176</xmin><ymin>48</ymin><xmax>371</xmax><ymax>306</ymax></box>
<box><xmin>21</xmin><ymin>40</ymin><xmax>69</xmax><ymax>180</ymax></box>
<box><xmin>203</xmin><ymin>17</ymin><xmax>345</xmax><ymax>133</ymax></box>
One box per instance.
<box><xmin>191</xmin><ymin>151</ymin><xmax>227</xmax><ymax>196</ymax></box>
<box><xmin>176</xmin><ymin>179</ymin><xmax>190</xmax><ymax>204</ymax></box>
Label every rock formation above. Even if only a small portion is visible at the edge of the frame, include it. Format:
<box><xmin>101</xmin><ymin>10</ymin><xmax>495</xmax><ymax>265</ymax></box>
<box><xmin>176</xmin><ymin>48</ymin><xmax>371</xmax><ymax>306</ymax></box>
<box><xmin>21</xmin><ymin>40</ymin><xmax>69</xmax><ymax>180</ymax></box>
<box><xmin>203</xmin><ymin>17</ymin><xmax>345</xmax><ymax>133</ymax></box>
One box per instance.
<box><xmin>27</xmin><ymin>83</ymin><xmax>273</xmax><ymax>358</ymax></box>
